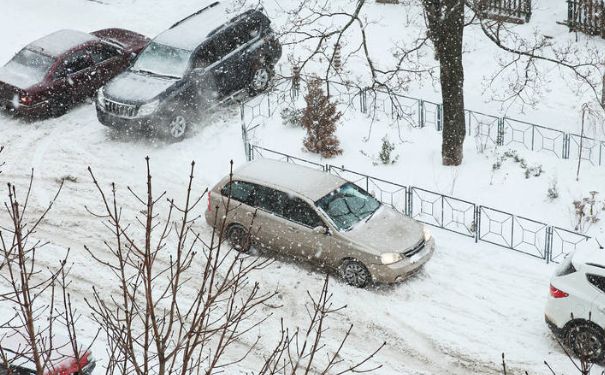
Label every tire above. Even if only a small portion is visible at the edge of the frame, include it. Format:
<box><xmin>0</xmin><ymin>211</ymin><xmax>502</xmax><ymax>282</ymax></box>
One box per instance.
<box><xmin>248</xmin><ymin>63</ymin><xmax>272</xmax><ymax>95</ymax></box>
<box><xmin>566</xmin><ymin>323</ymin><xmax>605</xmax><ymax>363</ymax></box>
<box><xmin>166</xmin><ymin>114</ymin><xmax>188</xmax><ymax>141</ymax></box>
<box><xmin>226</xmin><ymin>224</ymin><xmax>251</xmax><ymax>253</ymax></box>
<box><xmin>340</xmin><ymin>259</ymin><xmax>371</xmax><ymax>288</ymax></box>
<box><xmin>48</xmin><ymin>98</ymin><xmax>68</xmax><ymax>118</ymax></box>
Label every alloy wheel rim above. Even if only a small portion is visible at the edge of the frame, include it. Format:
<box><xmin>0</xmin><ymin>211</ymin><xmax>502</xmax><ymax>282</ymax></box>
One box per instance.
<box><xmin>169</xmin><ymin>116</ymin><xmax>187</xmax><ymax>138</ymax></box>
<box><xmin>252</xmin><ymin>68</ymin><xmax>269</xmax><ymax>90</ymax></box>
<box><xmin>229</xmin><ymin>227</ymin><xmax>246</xmax><ymax>251</ymax></box>
<box><xmin>343</xmin><ymin>263</ymin><xmax>367</xmax><ymax>286</ymax></box>
<box><xmin>574</xmin><ymin>330</ymin><xmax>602</xmax><ymax>358</ymax></box>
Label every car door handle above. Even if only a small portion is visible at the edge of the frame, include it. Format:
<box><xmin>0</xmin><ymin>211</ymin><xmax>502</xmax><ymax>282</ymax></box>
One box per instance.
<box><xmin>287</xmin><ymin>226</ymin><xmax>296</xmax><ymax>232</ymax></box>
<box><xmin>246</xmin><ymin>212</ymin><xmax>254</xmax><ymax>217</ymax></box>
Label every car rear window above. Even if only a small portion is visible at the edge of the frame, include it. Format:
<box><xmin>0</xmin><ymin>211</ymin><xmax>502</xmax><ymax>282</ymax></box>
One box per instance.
<box><xmin>6</xmin><ymin>48</ymin><xmax>55</xmax><ymax>83</ymax></box>
<box><xmin>587</xmin><ymin>273</ymin><xmax>605</xmax><ymax>293</ymax></box>
<box><xmin>221</xmin><ymin>181</ymin><xmax>256</xmax><ymax>206</ymax></box>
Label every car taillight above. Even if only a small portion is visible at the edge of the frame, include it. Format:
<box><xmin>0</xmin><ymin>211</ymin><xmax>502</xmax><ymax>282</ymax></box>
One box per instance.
<box><xmin>207</xmin><ymin>191</ymin><xmax>212</xmax><ymax>212</ymax></box>
<box><xmin>19</xmin><ymin>94</ymin><xmax>34</xmax><ymax>106</ymax></box>
<box><xmin>550</xmin><ymin>284</ymin><xmax>569</xmax><ymax>298</ymax></box>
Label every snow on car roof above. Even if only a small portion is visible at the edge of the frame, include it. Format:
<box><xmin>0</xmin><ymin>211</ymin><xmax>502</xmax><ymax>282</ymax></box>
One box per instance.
<box><xmin>153</xmin><ymin>2</ymin><xmax>231</xmax><ymax>51</ymax></box>
<box><xmin>27</xmin><ymin>29</ymin><xmax>97</xmax><ymax>57</ymax></box>
<box><xmin>234</xmin><ymin>159</ymin><xmax>346</xmax><ymax>201</ymax></box>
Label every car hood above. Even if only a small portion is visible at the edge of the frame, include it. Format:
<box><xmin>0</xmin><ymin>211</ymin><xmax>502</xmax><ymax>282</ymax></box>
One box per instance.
<box><xmin>103</xmin><ymin>70</ymin><xmax>178</xmax><ymax>103</ymax></box>
<box><xmin>0</xmin><ymin>64</ymin><xmax>41</xmax><ymax>90</ymax></box>
<box><xmin>343</xmin><ymin>206</ymin><xmax>424</xmax><ymax>255</ymax></box>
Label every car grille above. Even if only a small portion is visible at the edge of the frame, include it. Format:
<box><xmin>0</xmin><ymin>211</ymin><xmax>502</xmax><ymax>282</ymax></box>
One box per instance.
<box><xmin>403</xmin><ymin>239</ymin><xmax>425</xmax><ymax>258</ymax></box>
<box><xmin>104</xmin><ymin>99</ymin><xmax>137</xmax><ymax>118</ymax></box>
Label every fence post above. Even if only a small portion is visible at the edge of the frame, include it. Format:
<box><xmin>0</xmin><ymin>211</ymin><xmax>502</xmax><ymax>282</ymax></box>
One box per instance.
<box><xmin>525</xmin><ymin>0</ymin><xmax>532</xmax><ymax>22</ymax></box>
<box><xmin>545</xmin><ymin>226</ymin><xmax>553</xmax><ymax>264</ymax></box>
<box><xmin>563</xmin><ymin>134</ymin><xmax>570</xmax><ymax>159</ymax></box>
<box><xmin>360</xmin><ymin>89</ymin><xmax>367</xmax><ymax>114</ymax></box>
<box><xmin>419</xmin><ymin>99</ymin><xmax>425</xmax><ymax>128</ymax></box>
<box><xmin>497</xmin><ymin>117</ymin><xmax>504</xmax><ymax>146</ymax></box>
<box><xmin>437</xmin><ymin>104</ymin><xmax>443</xmax><ymax>131</ymax></box>
<box><xmin>474</xmin><ymin>206</ymin><xmax>481</xmax><ymax>243</ymax></box>
<box><xmin>405</xmin><ymin>187</ymin><xmax>413</xmax><ymax>217</ymax></box>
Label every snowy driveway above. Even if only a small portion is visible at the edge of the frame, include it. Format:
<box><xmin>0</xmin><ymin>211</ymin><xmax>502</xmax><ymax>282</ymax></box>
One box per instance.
<box><xmin>0</xmin><ymin>106</ymin><xmax>587</xmax><ymax>374</ymax></box>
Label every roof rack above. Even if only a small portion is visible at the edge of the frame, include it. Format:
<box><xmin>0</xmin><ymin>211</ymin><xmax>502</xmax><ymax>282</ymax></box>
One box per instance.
<box><xmin>170</xmin><ymin>1</ymin><xmax>221</xmax><ymax>29</ymax></box>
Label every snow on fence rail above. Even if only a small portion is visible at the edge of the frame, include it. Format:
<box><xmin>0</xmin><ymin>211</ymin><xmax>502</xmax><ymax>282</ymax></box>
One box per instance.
<box><xmin>246</xmin><ymin>144</ymin><xmax>590</xmax><ymax>264</ymax></box>
<box><xmin>240</xmin><ymin>81</ymin><xmax>605</xmax><ymax>168</ymax></box>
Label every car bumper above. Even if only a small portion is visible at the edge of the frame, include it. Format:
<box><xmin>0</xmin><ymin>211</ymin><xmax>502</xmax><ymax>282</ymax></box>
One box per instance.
<box><xmin>0</xmin><ymin>98</ymin><xmax>51</xmax><ymax>117</ymax></box>
<box><xmin>81</xmin><ymin>360</ymin><xmax>96</xmax><ymax>375</ymax></box>
<box><xmin>368</xmin><ymin>237</ymin><xmax>435</xmax><ymax>284</ymax></box>
<box><xmin>96</xmin><ymin>105</ymin><xmax>158</xmax><ymax>131</ymax></box>
<box><xmin>545</xmin><ymin>314</ymin><xmax>565</xmax><ymax>337</ymax></box>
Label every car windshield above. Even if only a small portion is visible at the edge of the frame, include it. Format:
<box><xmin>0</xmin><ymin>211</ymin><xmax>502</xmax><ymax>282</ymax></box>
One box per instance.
<box><xmin>5</xmin><ymin>48</ymin><xmax>54</xmax><ymax>82</ymax></box>
<box><xmin>316</xmin><ymin>182</ymin><xmax>381</xmax><ymax>231</ymax></box>
<box><xmin>132</xmin><ymin>42</ymin><xmax>191</xmax><ymax>79</ymax></box>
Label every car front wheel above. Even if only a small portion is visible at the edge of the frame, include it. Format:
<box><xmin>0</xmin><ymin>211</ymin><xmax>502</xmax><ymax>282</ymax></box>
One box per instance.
<box><xmin>340</xmin><ymin>259</ymin><xmax>371</xmax><ymax>288</ymax></box>
<box><xmin>248</xmin><ymin>64</ymin><xmax>272</xmax><ymax>95</ymax></box>
<box><xmin>567</xmin><ymin>323</ymin><xmax>605</xmax><ymax>363</ymax></box>
<box><xmin>167</xmin><ymin>115</ymin><xmax>188</xmax><ymax>141</ymax></box>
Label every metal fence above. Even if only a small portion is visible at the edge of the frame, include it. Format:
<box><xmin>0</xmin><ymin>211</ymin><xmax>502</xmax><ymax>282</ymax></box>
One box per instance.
<box><xmin>247</xmin><ymin>144</ymin><xmax>590</xmax><ymax>263</ymax></box>
<box><xmin>240</xmin><ymin>81</ymin><xmax>605</xmax><ymax>168</ymax></box>
<box><xmin>567</xmin><ymin>0</ymin><xmax>605</xmax><ymax>37</ymax></box>
<box><xmin>479</xmin><ymin>0</ymin><xmax>532</xmax><ymax>23</ymax></box>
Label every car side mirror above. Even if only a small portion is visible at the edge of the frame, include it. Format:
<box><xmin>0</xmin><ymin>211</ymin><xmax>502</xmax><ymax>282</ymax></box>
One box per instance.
<box><xmin>313</xmin><ymin>226</ymin><xmax>328</xmax><ymax>235</ymax></box>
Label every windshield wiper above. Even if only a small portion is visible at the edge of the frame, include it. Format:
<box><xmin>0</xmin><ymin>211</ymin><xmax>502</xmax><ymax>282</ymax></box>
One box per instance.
<box><xmin>364</xmin><ymin>206</ymin><xmax>380</xmax><ymax>223</ymax></box>
<box><xmin>132</xmin><ymin>69</ymin><xmax>179</xmax><ymax>80</ymax></box>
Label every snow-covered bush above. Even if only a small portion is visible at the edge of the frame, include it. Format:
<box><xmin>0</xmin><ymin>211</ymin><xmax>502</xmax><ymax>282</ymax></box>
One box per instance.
<box><xmin>280</xmin><ymin>106</ymin><xmax>304</xmax><ymax>127</ymax></box>
<box><xmin>547</xmin><ymin>179</ymin><xmax>559</xmax><ymax>201</ymax></box>
<box><xmin>573</xmin><ymin>191</ymin><xmax>604</xmax><ymax>232</ymax></box>
<box><xmin>378</xmin><ymin>136</ymin><xmax>399</xmax><ymax>165</ymax></box>
<box><xmin>492</xmin><ymin>149</ymin><xmax>544</xmax><ymax>179</ymax></box>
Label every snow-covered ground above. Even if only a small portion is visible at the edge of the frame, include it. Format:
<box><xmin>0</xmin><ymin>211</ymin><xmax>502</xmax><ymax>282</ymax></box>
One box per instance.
<box><xmin>1</xmin><ymin>0</ymin><xmax>605</xmax><ymax>373</ymax></box>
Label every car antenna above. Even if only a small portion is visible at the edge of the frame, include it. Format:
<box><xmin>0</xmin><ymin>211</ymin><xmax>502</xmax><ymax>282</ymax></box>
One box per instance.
<box><xmin>596</xmin><ymin>238</ymin><xmax>604</xmax><ymax>250</ymax></box>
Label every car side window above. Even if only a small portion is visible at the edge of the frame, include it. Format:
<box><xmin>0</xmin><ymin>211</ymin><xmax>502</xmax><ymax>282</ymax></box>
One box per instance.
<box><xmin>54</xmin><ymin>50</ymin><xmax>93</xmax><ymax>79</ymax></box>
<box><xmin>231</xmin><ymin>16</ymin><xmax>262</xmax><ymax>48</ymax></box>
<box><xmin>255</xmin><ymin>186</ymin><xmax>287</xmax><ymax>216</ymax></box>
<box><xmin>587</xmin><ymin>274</ymin><xmax>605</xmax><ymax>293</ymax></box>
<box><xmin>221</xmin><ymin>180</ymin><xmax>256</xmax><ymax>206</ymax></box>
<box><xmin>195</xmin><ymin>38</ymin><xmax>222</xmax><ymax>68</ymax></box>
<box><xmin>91</xmin><ymin>44</ymin><xmax>121</xmax><ymax>64</ymax></box>
<box><xmin>283</xmin><ymin>197</ymin><xmax>324</xmax><ymax>228</ymax></box>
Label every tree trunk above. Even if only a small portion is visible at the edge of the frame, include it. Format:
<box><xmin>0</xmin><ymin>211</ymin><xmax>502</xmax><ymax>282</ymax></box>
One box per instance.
<box><xmin>424</xmin><ymin>0</ymin><xmax>466</xmax><ymax>166</ymax></box>
<box><xmin>438</xmin><ymin>40</ymin><xmax>465</xmax><ymax>166</ymax></box>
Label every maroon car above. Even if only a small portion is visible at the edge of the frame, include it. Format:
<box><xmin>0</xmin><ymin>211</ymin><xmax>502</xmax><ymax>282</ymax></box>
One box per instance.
<box><xmin>0</xmin><ymin>28</ymin><xmax>149</xmax><ymax>118</ymax></box>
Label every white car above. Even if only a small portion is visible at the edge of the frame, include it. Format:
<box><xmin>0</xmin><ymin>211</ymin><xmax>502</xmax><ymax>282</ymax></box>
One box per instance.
<box><xmin>545</xmin><ymin>238</ymin><xmax>605</xmax><ymax>362</ymax></box>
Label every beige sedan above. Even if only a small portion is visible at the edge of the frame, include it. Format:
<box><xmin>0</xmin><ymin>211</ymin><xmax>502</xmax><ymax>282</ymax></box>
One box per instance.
<box><xmin>205</xmin><ymin>159</ymin><xmax>435</xmax><ymax>287</ymax></box>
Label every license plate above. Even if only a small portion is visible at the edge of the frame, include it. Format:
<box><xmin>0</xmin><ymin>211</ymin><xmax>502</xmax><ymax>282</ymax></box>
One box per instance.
<box><xmin>409</xmin><ymin>250</ymin><xmax>425</xmax><ymax>263</ymax></box>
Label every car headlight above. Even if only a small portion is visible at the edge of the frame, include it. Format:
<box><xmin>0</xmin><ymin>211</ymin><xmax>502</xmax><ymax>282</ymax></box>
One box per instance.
<box><xmin>380</xmin><ymin>252</ymin><xmax>403</xmax><ymax>265</ymax></box>
<box><xmin>138</xmin><ymin>99</ymin><xmax>159</xmax><ymax>117</ymax></box>
<box><xmin>423</xmin><ymin>227</ymin><xmax>432</xmax><ymax>241</ymax></box>
<box><xmin>96</xmin><ymin>88</ymin><xmax>105</xmax><ymax>108</ymax></box>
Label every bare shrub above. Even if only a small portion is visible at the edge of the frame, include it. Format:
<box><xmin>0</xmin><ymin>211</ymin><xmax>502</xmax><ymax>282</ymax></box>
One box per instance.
<box><xmin>0</xmin><ymin>175</ymin><xmax>91</xmax><ymax>374</ymax></box>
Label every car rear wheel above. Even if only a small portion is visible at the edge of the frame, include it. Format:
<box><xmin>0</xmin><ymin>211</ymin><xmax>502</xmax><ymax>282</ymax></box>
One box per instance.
<box><xmin>566</xmin><ymin>323</ymin><xmax>605</xmax><ymax>363</ymax></box>
<box><xmin>226</xmin><ymin>224</ymin><xmax>251</xmax><ymax>253</ymax></box>
<box><xmin>167</xmin><ymin>115</ymin><xmax>188</xmax><ymax>141</ymax></box>
<box><xmin>340</xmin><ymin>260</ymin><xmax>371</xmax><ymax>288</ymax></box>
<box><xmin>248</xmin><ymin>64</ymin><xmax>272</xmax><ymax>95</ymax></box>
